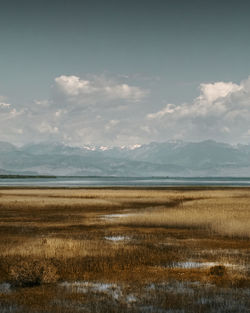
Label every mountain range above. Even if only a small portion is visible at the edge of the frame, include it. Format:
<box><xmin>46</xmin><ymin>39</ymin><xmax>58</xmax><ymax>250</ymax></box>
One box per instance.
<box><xmin>1</xmin><ymin>140</ymin><xmax>250</xmax><ymax>176</ymax></box>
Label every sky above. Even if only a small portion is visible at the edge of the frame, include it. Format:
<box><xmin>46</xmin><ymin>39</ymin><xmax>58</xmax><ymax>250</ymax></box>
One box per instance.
<box><xmin>1</xmin><ymin>0</ymin><xmax>250</xmax><ymax>147</ymax></box>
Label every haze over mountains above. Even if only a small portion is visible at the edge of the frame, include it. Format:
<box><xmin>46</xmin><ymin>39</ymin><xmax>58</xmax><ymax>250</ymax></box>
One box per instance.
<box><xmin>1</xmin><ymin>140</ymin><xmax>250</xmax><ymax>177</ymax></box>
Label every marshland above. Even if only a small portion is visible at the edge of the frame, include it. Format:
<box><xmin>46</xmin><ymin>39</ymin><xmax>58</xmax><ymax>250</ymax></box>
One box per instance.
<box><xmin>0</xmin><ymin>187</ymin><xmax>249</xmax><ymax>313</ymax></box>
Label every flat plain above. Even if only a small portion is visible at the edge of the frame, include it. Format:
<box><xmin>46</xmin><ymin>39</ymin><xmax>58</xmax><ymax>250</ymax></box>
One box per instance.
<box><xmin>0</xmin><ymin>187</ymin><xmax>249</xmax><ymax>313</ymax></box>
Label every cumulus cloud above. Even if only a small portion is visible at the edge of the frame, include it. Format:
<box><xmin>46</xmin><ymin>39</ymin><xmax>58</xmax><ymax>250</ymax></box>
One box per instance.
<box><xmin>1</xmin><ymin>75</ymin><xmax>250</xmax><ymax>146</ymax></box>
<box><xmin>146</xmin><ymin>77</ymin><xmax>250</xmax><ymax>143</ymax></box>
<box><xmin>54</xmin><ymin>75</ymin><xmax>148</xmax><ymax>105</ymax></box>
<box><xmin>55</xmin><ymin>76</ymin><xmax>94</xmax><ymax>96</ymax></box>
<box><xmin>147</xmin><ymin>104</ymin><xmax>176</xmax><ymax>119</ymax></box>
<box><xmin>34</xmin><ymin>99</ymin><xmax>53</xmax><ymax>106</ymax></box>
<box><xmin>147</xmin><ymin>81</ymin><xmax>245</xmax><ymax>120</ymax></box>
<box><xmin>105</xmin><ymin>119</ymin><xmax>120</xmax><ymax>131</ymax></box>
<box><xmin>1</xmin><ymin>74</ymin><xmax>151</xmax><ymax>146</ymax></box>
<box><xmin>199</xmin><ymin>82</ymin><xmax>242</xmax><ymax>102</ymax></box>
<box><xmin>0</xmin><ymin>96</ymin><xmax>12</xmax><ymax>109</ymax></box>
<box><xmin>0</xmin><ymin>100</ymin><xmax>21</xmax><ymax>119</ymax></box>
<box><xmin>0</xmin><ymin>102</ymin><xmax>11</xmax><ymax>108</ymax></box>
<box><xmin>38</xmin><ymin>122</ymin><xmax>59</xmax><ymax>134</ymax></box>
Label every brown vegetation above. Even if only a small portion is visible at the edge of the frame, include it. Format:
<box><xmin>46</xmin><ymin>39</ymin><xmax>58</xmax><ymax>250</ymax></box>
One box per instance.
<box><xmin>0</xmin><ymin>188</ymin><xmax>249</xmax><ymax>312</ymax></box>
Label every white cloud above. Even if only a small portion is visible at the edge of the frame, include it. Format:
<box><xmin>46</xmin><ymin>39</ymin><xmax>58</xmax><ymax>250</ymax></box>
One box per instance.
<box><xmin>54</xmin><ymin>75</ymin><xmax>148</xmax><ymax>104</ymax></box>
<box><xmin>222</xmin><ymin>126</ymin><xmax>230</xmax><ymax>133</ymax></box>
<box><xmin>2</xmin><ymin>75</ymin><xmax>250</xmax><ymax>146</ymax></box>
<box><xmin>104</xmin><ymin>84</ymin><xmax>146</xmax><ymax>102</ymax></box>
<box><xmin>147</xmin><ymin>81</ymin><xmax>246</xmax><ymax>120</ymax></box>
<box><xmin>54</xmin><ymin>109</ymin><xmax>67</xmax><ymax>117</ymax></box>
<box><xmin>37</xmin><ymin>122</ymin><xmax>59</xmax><ymax>134</ymax></box>
<box><xmin>34</xmin><ymin>99</ymin><xmax>53</xmax><ymax>106</ymax></box>
<box><xmin>146</xmin><ymin>77</ymin><xmax>250</xmax><ymax>143</ymax></box>
<box><xmin>16</xmin><ymin>129</ymin><xmax>23</xmax><ymax>134</ymax></box>
<box><xmin>0</xmin><ymin>102</ymin><xmax>11</xmax><ymax>107</ymax></box>
<box><xmin>147</xmin><ymin>104</ymin><xmax>176</xmax><ymax>119</ymax></box>
<box><xmin>55</xmin><ymin>75</ymin><xmax>94</xmax><ymax>96</ymax></box>
<box><xmin>105</xmin><ymin>119</ymin><xmax>120</xmax><ymax>131</ymax></box>
<box><xmin>199</xmin><ymin>82</ymin><xmax>243</xmax><ymax>102</ymax></box>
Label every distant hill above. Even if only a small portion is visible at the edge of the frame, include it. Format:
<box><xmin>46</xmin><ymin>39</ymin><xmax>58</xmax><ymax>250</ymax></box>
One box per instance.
<box><xmin>0</xmin><ymin>140</ymin><xmax>250</xmax><ymax>176</ymax></box>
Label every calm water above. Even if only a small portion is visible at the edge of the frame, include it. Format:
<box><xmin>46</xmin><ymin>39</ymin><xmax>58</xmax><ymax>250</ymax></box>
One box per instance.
<box><xmin>0</xmin><ymin>177</ymin><xmax>250</xmax><ymax>187</ymax></box>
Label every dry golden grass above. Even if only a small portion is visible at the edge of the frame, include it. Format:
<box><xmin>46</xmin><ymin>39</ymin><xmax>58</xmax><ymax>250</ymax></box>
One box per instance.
<box><xmin>0</xmin><ymin>188</ymin><xmax>249</xmax><ymax>313</ymax></box>
<box><xmin>2</xmin><ymin>237</ymin><xmax>124</xmax><ymax>258</ymax></box>
<box><xmin>109</xmin><ymin>192</ymin><xmax>250</xmax><ymax>238</ymax></box>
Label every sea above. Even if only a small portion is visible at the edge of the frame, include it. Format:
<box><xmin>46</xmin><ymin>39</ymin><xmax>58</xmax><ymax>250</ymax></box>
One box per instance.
<box><xmin>1</xmin><ymin>176</ymin><xmax>250</xmax><ymax>187</ymax></box>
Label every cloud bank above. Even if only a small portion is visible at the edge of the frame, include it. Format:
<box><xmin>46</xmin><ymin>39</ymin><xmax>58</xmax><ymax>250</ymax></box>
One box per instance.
<box><xmin>54</xmin><ymin>75</ymin><xmax>148</xmax><ymax>104</ymax></box>
<box><xmin>1</xmin><ymin>74</ymin><xmax>250</xmax><ymax>146</ymax></box>
<box><xmin>146</xmin><ymin>78</ymin><xmax>250</xmax><ymax>142</ymax></box>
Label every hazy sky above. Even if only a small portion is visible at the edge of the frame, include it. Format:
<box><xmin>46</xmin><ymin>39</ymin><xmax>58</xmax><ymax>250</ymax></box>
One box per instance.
<box><xmin>1</xmin><ymin>0</ymin><xmax>250</xmax><ymax>146</ymax></box>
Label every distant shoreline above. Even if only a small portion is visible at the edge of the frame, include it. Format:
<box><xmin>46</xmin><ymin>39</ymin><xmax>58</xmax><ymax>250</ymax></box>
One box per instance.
<box><xmin>1</xmin><ymin>175</ymin><xmax>250</xmax><ymax>179</ymax></box>
<box><xmin>0</xmin><ymin>175</ymin><xmax>56</xmax><ymax>179</ymax></box>
<box><xmin>1</xmin><ymin>175</ymin><xmax>250</xmax><ymax>188</ymax></box>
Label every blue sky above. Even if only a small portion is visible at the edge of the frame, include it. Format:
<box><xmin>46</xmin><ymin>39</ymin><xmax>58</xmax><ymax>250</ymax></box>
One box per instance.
<box><xmin>1</xmin><ymin>0</ymin><xmax>250</xmax><ymax>146</ymax></box>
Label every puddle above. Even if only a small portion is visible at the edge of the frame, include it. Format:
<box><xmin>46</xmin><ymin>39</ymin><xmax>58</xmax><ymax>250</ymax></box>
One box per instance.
<box><xmin>104</xmin><ymin>236</ymin><xmax>130</xmax><ymax>242</ymax></box>
<box><xmin>126</xmin><ymin>294</ymin><xmax>137</xmax><ymax>303</ymax></box>
<box><xmin>60</xmin><ymin>281</ymin><xmax>140</xmax><ymax>304</ymax></box>
<box><xmin>57</xmin><ymin>280</ymin><xmax>250</xmax><ymax>312</ymax></box>
<box><xmin>100</xmin><ymin>213</ymin><xmax>134</xmax><ymax>219</ymax></box>
<box><xmin>170</xmin><ymin>261</ymin><xmax>248</xmax><ymax>271</ymax></box>
<box><xmin>174</xmin><ymin>261</ymin><xmax>219</xmax><ymax>269</ymax></box>
<box><xmin>0</xmin><ymin>283</ymin><xmax>11</xmax><ymax>294</ymax></box>
<box><xmin>146</xmin><ymin>281</ymin><xmax>197</xmax><ymax>295</ymax></box>
<box><xmin>60</xmin><ymin>281</ymin><xmax>122</xmax><ymax>300</ymax></box>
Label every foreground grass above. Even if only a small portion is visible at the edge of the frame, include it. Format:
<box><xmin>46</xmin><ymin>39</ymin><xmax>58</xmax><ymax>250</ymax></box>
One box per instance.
<box><xmin>114</xmin><ymin>196</ymin><xmax>250</xmax><ymax>238</ymax></box>
<box><xmin>0</xmin><ymin>188</ymin><xmax>249</xmax><ymax>312</ymax></box>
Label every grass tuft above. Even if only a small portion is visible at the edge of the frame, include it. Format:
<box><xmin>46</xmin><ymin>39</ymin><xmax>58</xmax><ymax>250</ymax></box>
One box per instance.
<box><xmin>9</xmin><ymin>259</ymin><xmax>59</xmax><ymax>287</ymax></box>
